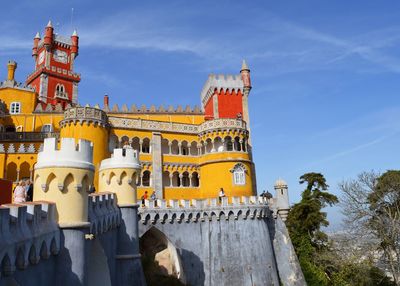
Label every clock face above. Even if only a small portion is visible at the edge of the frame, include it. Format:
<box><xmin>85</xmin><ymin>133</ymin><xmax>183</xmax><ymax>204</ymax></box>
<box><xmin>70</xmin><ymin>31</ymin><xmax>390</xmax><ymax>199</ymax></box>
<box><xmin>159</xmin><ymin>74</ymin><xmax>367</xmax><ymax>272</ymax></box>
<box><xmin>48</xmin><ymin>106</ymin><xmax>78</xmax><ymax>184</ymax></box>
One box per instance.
<box><xmin>38</xmin><ymin>51</ymin><xmax>45</xmax><ymax>64</ymax></box>
<box><xmin>53</xmin><ymin>50</ymin><xmax>68</xmax><ymax>64</ymax></box>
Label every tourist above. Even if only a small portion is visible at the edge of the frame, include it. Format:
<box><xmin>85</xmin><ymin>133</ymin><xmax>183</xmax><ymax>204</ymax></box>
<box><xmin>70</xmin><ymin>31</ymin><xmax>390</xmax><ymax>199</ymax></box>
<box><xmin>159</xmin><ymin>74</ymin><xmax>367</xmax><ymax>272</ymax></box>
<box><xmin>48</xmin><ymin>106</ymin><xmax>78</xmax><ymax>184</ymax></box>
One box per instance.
<box><xmin>25</xmin><ymin>179</ymin><xmax>33</xmax><ymax>202</ymax></box>
<box><xmin>14</xmin><ymin>181</ymin><xmax>26</xmax><ymax>203</ymax></box>
<box><xmin>150</xmin><ymin>191</ymin><xmax>157</xmax><ymax>206</ymax></box>
<box><xmin>218</xmin><ymin>188</ymin><xmax>225</xmax><ymax>204</ymax></box>
<box><xmin>141</xmin><ymin>191</ymin><xmax>148</xmax><ymax>206</ymax></box>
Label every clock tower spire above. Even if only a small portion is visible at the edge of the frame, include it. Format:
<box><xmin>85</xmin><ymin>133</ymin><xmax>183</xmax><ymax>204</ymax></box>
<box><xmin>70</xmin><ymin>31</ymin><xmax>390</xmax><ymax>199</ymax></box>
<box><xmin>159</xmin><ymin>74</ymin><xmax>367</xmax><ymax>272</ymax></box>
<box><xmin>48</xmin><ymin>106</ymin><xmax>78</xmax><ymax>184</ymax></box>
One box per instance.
<box><xmin>26</xmin><ymin>21</ymin><xmax>81</xmax><ymax>107</ymax></box>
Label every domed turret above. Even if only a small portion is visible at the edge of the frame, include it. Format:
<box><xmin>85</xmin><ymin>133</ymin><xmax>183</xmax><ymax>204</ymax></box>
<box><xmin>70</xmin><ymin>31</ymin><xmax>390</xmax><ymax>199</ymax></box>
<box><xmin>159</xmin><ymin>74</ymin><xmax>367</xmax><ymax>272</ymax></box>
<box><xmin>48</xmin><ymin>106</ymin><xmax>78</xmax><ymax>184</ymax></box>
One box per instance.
<box><xmin>274</xmin><ymin>178</ymin><xmax>290</xmax><ymax>221</ymax></box>
<box><xmin>99</xmin><ymin>148</ymin><xmax>141</xmax><ymax>206</ymax></box>
<box><xmin>33</xmin><ymin>137</ymin><xmax>94</xmax><ymax>226</ymax></box>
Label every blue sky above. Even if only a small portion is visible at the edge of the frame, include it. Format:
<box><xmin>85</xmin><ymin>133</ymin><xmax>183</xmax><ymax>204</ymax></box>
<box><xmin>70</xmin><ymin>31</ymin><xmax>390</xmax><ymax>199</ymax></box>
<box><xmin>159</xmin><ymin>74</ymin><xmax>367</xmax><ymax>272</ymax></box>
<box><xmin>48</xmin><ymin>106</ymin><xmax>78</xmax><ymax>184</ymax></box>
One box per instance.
<box><xmin>1</xmin><ymin>1</ymin><xmax>400</xmax><ymax>229</ymax></box>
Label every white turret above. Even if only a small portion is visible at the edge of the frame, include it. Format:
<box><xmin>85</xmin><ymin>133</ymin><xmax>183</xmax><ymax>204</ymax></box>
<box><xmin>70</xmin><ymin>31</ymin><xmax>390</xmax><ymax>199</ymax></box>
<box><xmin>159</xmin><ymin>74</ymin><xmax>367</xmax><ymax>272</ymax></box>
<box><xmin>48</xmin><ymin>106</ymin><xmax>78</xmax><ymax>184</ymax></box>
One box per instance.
<box><xmin>274</xmin><ymin>178</ymin><xmax>290</xmax><ymax>221</ymax></box>
<box><xmin>99</xmin><ymin>148</ymin><xmax>141</xmax><ymax>206</ymax></box>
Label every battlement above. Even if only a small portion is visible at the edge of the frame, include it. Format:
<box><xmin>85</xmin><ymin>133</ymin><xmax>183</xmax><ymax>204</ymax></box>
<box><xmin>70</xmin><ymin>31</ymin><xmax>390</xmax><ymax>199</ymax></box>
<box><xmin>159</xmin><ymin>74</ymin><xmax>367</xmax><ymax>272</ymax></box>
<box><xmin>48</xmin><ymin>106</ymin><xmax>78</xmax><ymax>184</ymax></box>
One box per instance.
<box><xmin>104</xmin><ymin>103</ymin><xmax>203</xmax><ymax>114</ymax></box>
<box><xmin>200</xmin><ymin>74</ymin><xmax>244</xmax><ymax>107</ymax></box>
<box><xmin>138</xmin><ymin>196</ymin><xmax>271</xmax><ymax>224</ymax></box>
<box><xmin>60</xmin><ymin>106</ymin><xmax>108</xmax><ymax>127</ymax></box>
<box><xmin>100</xmin><ymin>148</ymin><xmax>141</xmax><ymax>171</ymax></box>
<box><xmin>35</xmin><ymin>137</ymin><xmax>94</xmax><ymax>170</ymax></box>
<box><xmin>88</xmin><ymin>192</ymin><xmax>121</xmax><ymax>235</ymax></box>
<box><xmin>0</xmin><ymin>202</ymin><xmax>60</xmax><ymax>277</ymax></box>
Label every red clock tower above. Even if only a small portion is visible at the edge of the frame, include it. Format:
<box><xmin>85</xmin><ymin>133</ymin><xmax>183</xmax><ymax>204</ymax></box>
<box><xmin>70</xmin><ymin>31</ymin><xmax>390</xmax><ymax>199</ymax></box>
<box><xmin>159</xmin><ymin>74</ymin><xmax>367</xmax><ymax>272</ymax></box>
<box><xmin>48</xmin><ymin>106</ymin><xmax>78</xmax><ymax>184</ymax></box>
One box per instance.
<box><xmin>26</xmin><ymin>21</ymin><xmax>80</xmax><ymax>108</ymax></box>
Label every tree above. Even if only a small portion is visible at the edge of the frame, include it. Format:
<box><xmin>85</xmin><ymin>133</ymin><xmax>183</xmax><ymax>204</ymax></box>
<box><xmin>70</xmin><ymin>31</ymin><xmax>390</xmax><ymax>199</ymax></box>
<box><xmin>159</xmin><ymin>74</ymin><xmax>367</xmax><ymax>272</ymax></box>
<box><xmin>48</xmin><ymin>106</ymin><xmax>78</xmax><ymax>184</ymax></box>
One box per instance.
<box><xmin>339</xmin><ymin>170</ymin><xmax>400</xmax><ymax>284</ymax></box>
<box><xmin>287</xmin><ymin>172</ymin><xmax>339</xmax><ymax>285</ymax></box>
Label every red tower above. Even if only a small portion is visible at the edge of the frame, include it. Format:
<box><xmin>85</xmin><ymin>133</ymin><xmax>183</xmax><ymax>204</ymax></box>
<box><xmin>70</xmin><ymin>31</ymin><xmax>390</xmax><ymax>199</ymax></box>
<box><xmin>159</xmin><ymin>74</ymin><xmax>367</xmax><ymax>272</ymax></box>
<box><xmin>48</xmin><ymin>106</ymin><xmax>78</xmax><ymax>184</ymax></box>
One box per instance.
<box><xmin>200</xmin><ymin>60</ymin><xmax>252</xmax><ymax>121</ymax></box>
<box><xmin>26</xmin><ymin>21</ymin><xmax>80</xmax><ymax>107</ymax></box>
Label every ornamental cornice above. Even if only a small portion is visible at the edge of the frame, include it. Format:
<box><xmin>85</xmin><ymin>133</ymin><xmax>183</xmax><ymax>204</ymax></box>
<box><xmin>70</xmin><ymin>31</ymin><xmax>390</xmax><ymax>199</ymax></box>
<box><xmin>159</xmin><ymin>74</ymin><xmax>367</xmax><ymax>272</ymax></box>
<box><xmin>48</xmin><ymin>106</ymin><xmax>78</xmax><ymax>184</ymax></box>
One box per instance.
<box><xmin>61</xmin><ymin>106</ymin><xmax>109</xmax><ymax>128</ymax></box>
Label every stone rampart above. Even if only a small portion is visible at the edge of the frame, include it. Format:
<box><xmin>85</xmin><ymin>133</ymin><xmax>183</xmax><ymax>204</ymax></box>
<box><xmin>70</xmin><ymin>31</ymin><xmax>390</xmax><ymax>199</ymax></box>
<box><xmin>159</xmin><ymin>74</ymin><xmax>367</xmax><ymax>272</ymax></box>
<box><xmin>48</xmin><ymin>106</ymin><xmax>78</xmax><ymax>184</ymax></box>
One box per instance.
<box><xmin>0</xmin><ymin>202</ymin><xmax>60</xmax><ymax>278</ymax></box>
<box><xmin>88</xmin><ymin>192</ymin><xmax>121</xmax><ymax>236</ymax></box>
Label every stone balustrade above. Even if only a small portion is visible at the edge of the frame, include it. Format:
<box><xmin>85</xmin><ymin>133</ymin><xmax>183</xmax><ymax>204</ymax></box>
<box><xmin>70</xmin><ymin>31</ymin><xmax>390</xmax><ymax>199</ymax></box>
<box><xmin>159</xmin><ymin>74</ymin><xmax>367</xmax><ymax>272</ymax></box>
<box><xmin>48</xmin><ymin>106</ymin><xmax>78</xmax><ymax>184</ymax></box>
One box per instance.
<box><xmin>138</xmin><ymin>196</ymin><xmax>271</xmax><ymax>224</ymax></box>
<box><xmin>0</xmin><ymin>202</ymin><xmax>60</xmax><ymax>277</ymax></box>
<box><xmin>88</xmin><ymin>192</ymin><xmax>121</xmax><ymax>235</ymax></box>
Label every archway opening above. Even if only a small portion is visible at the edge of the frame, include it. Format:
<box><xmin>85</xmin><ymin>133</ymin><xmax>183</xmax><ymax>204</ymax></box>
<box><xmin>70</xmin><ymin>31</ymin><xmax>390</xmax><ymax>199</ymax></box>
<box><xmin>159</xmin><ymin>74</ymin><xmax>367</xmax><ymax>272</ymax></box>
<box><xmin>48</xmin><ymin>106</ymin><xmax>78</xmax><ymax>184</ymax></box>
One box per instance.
<box><xmin>140</xmin><ymin>227</ymin><xmax>185</xmax><ymax>286</ymax></box>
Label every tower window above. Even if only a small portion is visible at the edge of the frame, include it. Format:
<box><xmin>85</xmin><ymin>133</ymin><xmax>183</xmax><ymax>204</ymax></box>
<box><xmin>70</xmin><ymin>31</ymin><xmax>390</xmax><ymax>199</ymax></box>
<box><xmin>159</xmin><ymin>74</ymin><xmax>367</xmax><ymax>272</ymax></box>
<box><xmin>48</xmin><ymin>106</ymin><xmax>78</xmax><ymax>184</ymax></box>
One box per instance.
<box><xmin>55</xmin><ymin>84</ymin><xmax>67</xmax><ymax>98</ymax></box>
<box><xmin>232</xmin><ymin>163</ymin><xmax>246</xmax><ymax>185</ymax></box>
<box><xmin>10</xmin><ymin>102</ymin><xmax>21</xmax><ymax>114</ymax></box>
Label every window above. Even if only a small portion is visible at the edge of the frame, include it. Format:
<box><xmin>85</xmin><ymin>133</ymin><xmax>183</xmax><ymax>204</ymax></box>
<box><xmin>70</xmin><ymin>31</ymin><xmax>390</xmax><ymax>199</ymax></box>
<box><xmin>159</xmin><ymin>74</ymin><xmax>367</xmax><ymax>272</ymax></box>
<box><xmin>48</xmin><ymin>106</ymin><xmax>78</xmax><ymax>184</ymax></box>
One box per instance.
<box><xmin>10</xmin><ymin>102</ymin><xmax>21</xmax><ymax>114</ymax></box>
<box><xmin>41</xmin><ymin>124</ymin><xmax>53</xmax><ymax>133</ymax></box>
<box><xmin>232</xmin><ymin>164</ymin><xmax>246</xmax><ymax>185</ymax></box>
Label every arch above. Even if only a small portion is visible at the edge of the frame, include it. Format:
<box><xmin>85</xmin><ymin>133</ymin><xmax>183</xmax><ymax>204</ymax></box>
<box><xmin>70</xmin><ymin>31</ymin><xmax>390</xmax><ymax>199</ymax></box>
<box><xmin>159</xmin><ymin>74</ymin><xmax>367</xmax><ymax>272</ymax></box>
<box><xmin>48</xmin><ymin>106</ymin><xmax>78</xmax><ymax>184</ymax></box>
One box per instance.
<box><xmin>16</xmin><ymin>247</ymin><xmax>26</xmax><ymax>269</ymax></box>
<box><xmin>50</xmin><ymin>237</ymin><xmax>59</xmax><ymax>255</ymax></box>
<box><xmin>142</xmin><ymin>170</ymin><xmax>151</xmax><ymax>187</ymax></box>
<box><xmin>200</xmin><ymin>141</ymin><xmax>205</xmax><ymax>155</ymax></box>
<box><xmin>140</xmin><ymin>227</ymin><xmax>186</xmax><ymax>284</ymax></box>
<box><xmin>224</xmin><ymin>136</ymin><xmax>233</xmax><ymax>151</ymax></box>
<box><xmin>191</xmin><ymin>172</ymin><xmax>199</xmax><ymax>187</ymax></box>
<box><xmin>28</xmin><ymin>244</ymin><xmax>38</xmax><ymax>265</ymax></box>
<box><xmin>108</xmin><ymin>135</ymin><xmax>118</xmax><ymax>153</ymax></box>
<box><xmin>234</xmin><ymin>136</ymin><xmax>241</xmax><ymax>151</ymax></box>
<box><xmin>142</xmin><ymin>138</ymin><xmax>150</xmax><ymax>153</ymax></box>
<box><xmin>171</xmin><ymin>140</ymin><xmax>179</xmax><ymax>155</ymax></box>
<box><xmin>172</xmin><ymin>171</ymin><xmax>180</xmax><ymax>187</ymax></box>
<box><xmin>6</xmin><ymin>162</ymin><xmax>17</xmax><ymax>182</ymax></box>
<box><xmin>161</xmin><ymin>138</ymin><xmax>169</xmax><ymax>154</ymax></box>
<box><xmin>232</xmin><ymin>163</ymin><xmax>246</xmax><ymax>185</ymax></box>
<box><xmin>163</xmin><ymin>171</ymin><xmax>171</xmax><ymax>187</ymax></box>
<box><xmin>120</xmin><ymin>171</ymin><xmax>127</xmax><ymax>185</ymax></box>
<box><xmin>19</xmin><ymin>162</ymin><xmax>30</xmax><ymax>180</ymax></box>
<box><xmin>181</xmin><ymin>141</ymin><xmax>189</xmax><ymax>156</ymax></box>
<box><xmin>214</xmin><ymin>137</ymin><xmax>223</xmax><ymax>152</ymax></box>
<box><xmin>131</xmin><ymin>137</ymin><xmax>140</xmax><ymax>153</ymax></box>
<box><xmin>120</xmin><ymin>136</ymin><xmax>129</xmax><ymax>148</ymax></box>
<box><xmin>82</xmin><ymin>174</ymin><xmax>90</xmax><ymax>193</ymax></box>
<box><xmin>205</xmin><ymin>138</ymin><xmax>212</xmax><ymax>153</ymax></box>
<box><xmin>181</xmin><ymin>172</ymin><xmax>190</xmax><ymax>187</ymax></box>
<box><xmin>189</xmin><ymin>141</ymin><xmax>198</xmax><ymax>156</ymax></box>
<box><xmin>1</xmin><ymin>254</ymin><xmax>11</xmax><ymax>276</ymax></box>
<box><xmin>63</xmin><ymin>173</ymin><xmax>74</xmax><ymax>193</ymax></box>
<box><xmin>241</xmin><ymin>138</ymin><xmax>247</xmax><ymax>152</ymax></box>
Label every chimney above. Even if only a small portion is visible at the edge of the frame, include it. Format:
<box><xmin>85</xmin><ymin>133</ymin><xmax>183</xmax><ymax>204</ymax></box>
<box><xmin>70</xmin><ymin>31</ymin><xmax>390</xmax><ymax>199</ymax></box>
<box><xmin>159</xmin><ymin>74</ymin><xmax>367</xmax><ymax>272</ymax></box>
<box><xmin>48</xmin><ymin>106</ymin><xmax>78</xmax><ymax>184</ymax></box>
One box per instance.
<box><xmin>104</xmin><ymin>94</ymin><xmax>109</xmax><ymax>108</ymax></box>
<box><xmin>7</xmin><ymin>61</ymin><xmax>17</xmax><ymax>81</ymax></box>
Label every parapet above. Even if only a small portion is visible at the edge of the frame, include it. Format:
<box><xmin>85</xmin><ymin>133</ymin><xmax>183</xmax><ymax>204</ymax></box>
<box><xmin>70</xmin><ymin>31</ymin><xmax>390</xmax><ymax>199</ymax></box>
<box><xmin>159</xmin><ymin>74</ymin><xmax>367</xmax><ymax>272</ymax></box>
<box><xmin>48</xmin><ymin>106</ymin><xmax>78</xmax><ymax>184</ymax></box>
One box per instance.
<box><xmin>35</xmin><ymin>137</ymin><xmax>94</xmax><ymax>171</ymax></box>
<box><xmin>60</xmin><ymin>106</ymin><xmax>109</xmax><ymax>127</ymax></box>
<box><xmin>139</xmin><ymin>196</ymin><xmax>271</xmax><ymax>224</ymax></box>
<box><xmin>100</xmin><ymin>148</ymin><xmax>141</xmax><ymax>171</ymax></box>
<box><xmin>88</xmin><ymin>192</ymin><xmax>121</xmax><ymax>235</ymax></box>
<box><xmin>0</xmin><ymin>202</ymin><xmax>60</xmax><ymax>277</ymax></box>
<box><xmin>200</xmin><ymin>74</ymin><xmax>244</xmax><ymax>107</ymax></box>
<box><xmin>104</xmin><ymin>103</ymin><xmax>203</xmax><ymax>114</ymax></box>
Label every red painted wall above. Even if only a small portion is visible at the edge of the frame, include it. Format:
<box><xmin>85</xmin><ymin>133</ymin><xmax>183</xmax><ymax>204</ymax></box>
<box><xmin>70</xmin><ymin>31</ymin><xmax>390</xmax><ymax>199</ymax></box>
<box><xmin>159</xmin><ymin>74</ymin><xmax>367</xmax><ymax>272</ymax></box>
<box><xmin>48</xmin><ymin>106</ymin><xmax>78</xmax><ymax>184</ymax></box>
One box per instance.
<box><xmin>204</xmin><ymin>95</ymin><xmax>214</xmax><ymax>119</ymax></box>
<box><xmin>47</xmin><ymin>77</ymin><xmax>73</xmax><ymax>104</ymax></box>
<box><xmin>217</xmin><ymin>89</ymin><xmax>243</xmax><ymax>119</ymax></box>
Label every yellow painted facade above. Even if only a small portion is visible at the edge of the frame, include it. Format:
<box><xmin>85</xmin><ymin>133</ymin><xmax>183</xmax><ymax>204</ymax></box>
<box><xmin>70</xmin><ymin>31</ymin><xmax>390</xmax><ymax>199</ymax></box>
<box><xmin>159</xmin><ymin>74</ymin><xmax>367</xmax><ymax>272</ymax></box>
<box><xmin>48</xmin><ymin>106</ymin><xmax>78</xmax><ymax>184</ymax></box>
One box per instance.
<box><xmin>0</xmin><ymin>43</ymin><xmax>257</xmax><ymax>202</ymax></box>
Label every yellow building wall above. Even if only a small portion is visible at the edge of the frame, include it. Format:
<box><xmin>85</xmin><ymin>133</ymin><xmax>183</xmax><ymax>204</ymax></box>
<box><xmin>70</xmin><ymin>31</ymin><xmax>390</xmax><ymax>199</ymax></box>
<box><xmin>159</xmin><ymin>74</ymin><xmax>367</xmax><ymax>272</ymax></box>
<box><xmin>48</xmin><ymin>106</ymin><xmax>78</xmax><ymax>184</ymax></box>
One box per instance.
<box><xmin>60</xmin><ymin>123</ymin><xmax>109</xmax><ymax>189</ymax></box>
<box><xmin>0</xmin><ymin>87</ymin><xmax>37</xmax><ymax>115</ymax></box>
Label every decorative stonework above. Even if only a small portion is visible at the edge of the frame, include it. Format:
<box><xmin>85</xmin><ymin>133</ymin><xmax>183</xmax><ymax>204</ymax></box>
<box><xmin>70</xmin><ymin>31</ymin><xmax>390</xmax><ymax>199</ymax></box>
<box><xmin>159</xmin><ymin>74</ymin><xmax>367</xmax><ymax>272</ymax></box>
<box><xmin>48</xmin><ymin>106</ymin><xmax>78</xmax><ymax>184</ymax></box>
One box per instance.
<box><xmin>61</xmin><ymin>106</ymin><xmax>108</xmax><ymax>127</ymax></box>
<box><xmin>200</xmin><ymin>74</ymin><xmax>243</xmax><ymax>107</ymax></box>
<box><xmin>138</xmin><ymin>196</ymin><xmax>271</xmax><ymax>224</ymax></box>
<box><xmin>198</xmin><ymin>118</ymin><xmax>247</xmax><ymax>134</ymax></box>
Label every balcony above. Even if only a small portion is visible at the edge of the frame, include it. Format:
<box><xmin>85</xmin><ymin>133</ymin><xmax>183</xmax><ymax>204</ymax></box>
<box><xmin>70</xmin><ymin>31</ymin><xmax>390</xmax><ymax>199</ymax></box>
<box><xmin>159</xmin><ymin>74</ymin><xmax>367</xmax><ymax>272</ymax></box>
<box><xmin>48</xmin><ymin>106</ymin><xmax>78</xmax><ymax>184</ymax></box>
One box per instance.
<box><xmin>0</xmin><ymin>132</ymin><xmax>60</xmax><ymax>142</ymax></box>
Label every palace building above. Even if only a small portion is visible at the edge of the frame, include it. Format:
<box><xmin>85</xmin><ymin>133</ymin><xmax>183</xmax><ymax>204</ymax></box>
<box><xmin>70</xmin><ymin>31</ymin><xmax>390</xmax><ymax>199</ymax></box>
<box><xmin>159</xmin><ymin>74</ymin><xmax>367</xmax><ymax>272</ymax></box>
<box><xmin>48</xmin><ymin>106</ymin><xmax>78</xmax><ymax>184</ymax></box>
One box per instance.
<box><xmin>0</xmin><ymin>22</ymin><xmax>256</xmax><ymax>201</ymax></box>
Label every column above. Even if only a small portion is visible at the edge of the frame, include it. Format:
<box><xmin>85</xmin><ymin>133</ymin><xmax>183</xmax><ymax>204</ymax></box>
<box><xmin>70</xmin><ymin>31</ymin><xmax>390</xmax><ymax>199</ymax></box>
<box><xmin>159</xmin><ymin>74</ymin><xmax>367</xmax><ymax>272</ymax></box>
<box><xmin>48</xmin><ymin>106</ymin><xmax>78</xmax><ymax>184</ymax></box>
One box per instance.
<box><xmin>139</xmin><ymin>140</ymin><xmax>143</xmax><ymax>154</ymax></box>
<box><xmin>168</xmin><ymin>142</ymin><xmax>172</xmax><ymax>154</ymax></box>
<box><xmin>179</xmin><ymin>173</ymin><xmax>183</xmax><ymax>187</ymax></box>
<box><xmin>189</xmin><ymin>174</ymin><xmax>193</xmax><ymax>187</ymax></box>
<box><xmin>151</xmin><ymin>132</ymin><xmax>163</xmax><ymax>198</ymax></box>
<box><xmin>178</xmin><ymin>142</ymin><xmax>182</xmax><ymax>155</ymax></box>
<box><xmin>169</xmin><ymin>173</ymin><xmax>173</xmax><ymax>187</ymax></box>
<box><xmin>16</xmin><ymin>169</ymin><xmax>20</xmax><ymax>182</ymax></box>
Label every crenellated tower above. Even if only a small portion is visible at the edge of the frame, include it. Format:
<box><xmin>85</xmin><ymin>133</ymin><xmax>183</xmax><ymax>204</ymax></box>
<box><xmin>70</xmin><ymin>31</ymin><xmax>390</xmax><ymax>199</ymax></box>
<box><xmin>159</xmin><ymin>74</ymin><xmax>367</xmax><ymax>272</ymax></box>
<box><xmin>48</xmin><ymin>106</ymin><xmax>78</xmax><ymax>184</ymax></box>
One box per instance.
<box><xmin>33</xmin><ymin>137</ymin><xmax>94</xmax><ymax>225</ymax></box>
<box><xmin>99</xmin><ymin>148</ymin><xmax>146</xmax><ymax>285</ymax></box>
<box><xmin>26</xmin><ymin>21</ymin><xmax>80</xmax><ymax>107</ymax></box>
<box><xmin>274</xmin><ymin>178</ymin><xmax>290</xmax><ymax>221</ymax></box>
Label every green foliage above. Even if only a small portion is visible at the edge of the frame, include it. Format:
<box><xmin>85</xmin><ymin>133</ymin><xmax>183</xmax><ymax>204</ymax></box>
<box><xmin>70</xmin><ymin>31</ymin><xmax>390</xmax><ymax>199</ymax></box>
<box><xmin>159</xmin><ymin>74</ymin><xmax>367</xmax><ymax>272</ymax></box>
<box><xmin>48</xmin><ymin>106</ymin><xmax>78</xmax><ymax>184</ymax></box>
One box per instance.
<box><xmin>287</xmin><ymin>172</ymin><xmax>394</xmax><ymax>286</ymax></box>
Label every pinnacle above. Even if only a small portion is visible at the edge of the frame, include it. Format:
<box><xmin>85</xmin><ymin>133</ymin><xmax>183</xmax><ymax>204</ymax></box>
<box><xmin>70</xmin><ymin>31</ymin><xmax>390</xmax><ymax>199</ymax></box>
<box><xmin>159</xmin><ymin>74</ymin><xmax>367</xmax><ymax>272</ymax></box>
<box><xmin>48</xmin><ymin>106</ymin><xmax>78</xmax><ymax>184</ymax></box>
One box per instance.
<box><xmin>34</xmin><ymin>32</ymin><xmax>40</xmax><ymax>39</ymax></box>
<box><xmin>241</xmin><ymin>59</ymin><xmax>249</xmax><ymax>71</ymax></box>
<box><xmin>72</xmin><ymin>29</ymin><xmax>78</xmax><ymax>36</ymax></box>
<box><xmin>47</xmin><ymin>20</ymin><xmax>53</xmax><ymax>28</ymax></box>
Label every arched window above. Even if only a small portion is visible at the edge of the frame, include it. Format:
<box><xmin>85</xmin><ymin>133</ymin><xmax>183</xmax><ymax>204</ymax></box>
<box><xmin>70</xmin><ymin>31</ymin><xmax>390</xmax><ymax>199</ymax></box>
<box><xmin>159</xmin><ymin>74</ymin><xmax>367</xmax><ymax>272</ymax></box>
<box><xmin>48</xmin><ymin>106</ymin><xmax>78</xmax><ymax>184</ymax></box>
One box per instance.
<box><xmin>225</xmin><ymin>136</ymin><xmax>233</xmax><ymax>151</ymax></box>
<box><xmin>181</xmin><ymin>172</ymin><xmax>190</xmax><ymax>187</ymax></box>
<box><xmin>172</xmin><ymin>171</ymin><xmax>180</xmax><ymax>187</ymax></box>
<box><xmin>189</xmin><ymin>141</ymin><xmax>198</xmax><ymax>156</ymax></box>
<box><xmin>142</xmin><ymin>171</ymin><xmax>151</xmax><ymax>187</ymax></box>
<box><xmin>162</xmin><ymin>171</ymin><xmax>170</xmax><ymax>187</ymax></box>
<box><xmin>191</xmin><ymin>172</ymin><xmax>199</xmax><ymax>187</ymax></box>
<box><xmin>171</xmin><ymin>140</ymin><xmax>179</xmax><ymax>155</ymax></box>
<box><xmin>131</xmin><ymin>137</ymin><xmax>140</xmax><ymax>153</ymax></box>
<box><xmin>181</xmin><ymin>141</ymin><xmax>189</xmax><ymax>156</ymax></box>
<box><xmin>234</xmin><ymin>137</ymin><xmax>241</xmax><ymax>152</ymax></box>
<box><xmin>232</xmin><ymin>163</ymin><xmax>246</xmax><ymax>185</ymax></box>
<box><xmin>10</xmin><ymin>102</ymin><xmax>21</xmax><ymax>114</ymax></box>
<box><xmin>6</xmin><ymin>162</ymin><xmax>17</xmax><ymax>182</ymax></box>
<box><xmin>161</xmin><ymin>138</ymin><xmax>169</xmax><ymax>154</ymax></box>
<box><xmin>142</xmin><ymin>138</ymin><xmax>150</xmax><ymax>153</ymax></box>
<box><xmin>41</xmin><ymin>124</ymin><xmax>53</xmax><ymax>133</ymax></box>
<box><xmin>214</xmin><ymin>137</ymin><xmax>223</xmax><ymax>152</ymax></box>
